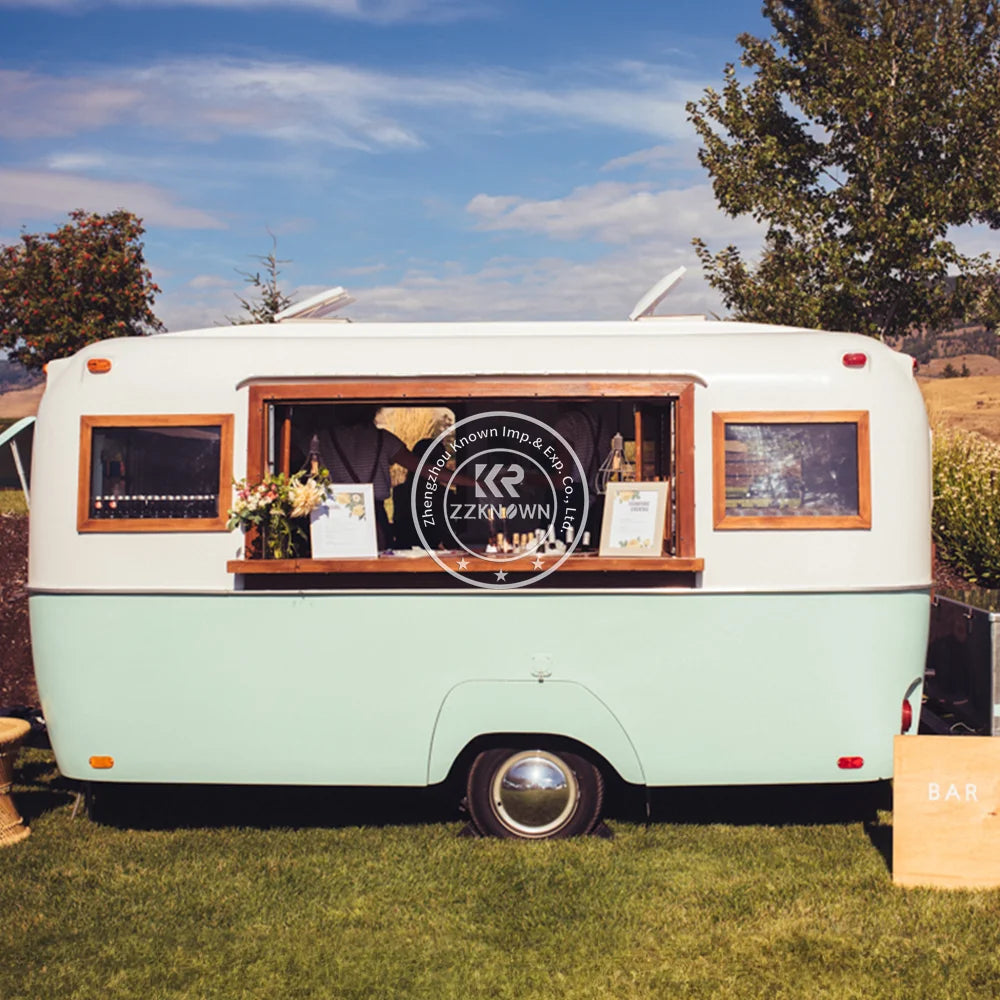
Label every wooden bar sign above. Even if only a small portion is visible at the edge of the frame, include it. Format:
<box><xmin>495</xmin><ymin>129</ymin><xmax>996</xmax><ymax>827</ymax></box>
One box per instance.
<box><xmin>893</xmin><ymin>735</ymin><xmax>1000</xmax><ymax>889</ymax></box>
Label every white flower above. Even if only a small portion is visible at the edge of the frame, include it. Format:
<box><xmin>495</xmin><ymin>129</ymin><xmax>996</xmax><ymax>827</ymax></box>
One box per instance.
<box><xmin>289</xmin><ymin>477</ymin><xmax>326</xmax><ymax>518</ymax></box>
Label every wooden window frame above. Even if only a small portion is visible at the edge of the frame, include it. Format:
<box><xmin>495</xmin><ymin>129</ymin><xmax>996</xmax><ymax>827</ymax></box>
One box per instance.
<box><xmin>712</xmin><ymin>410</ymin><xmax>871</xmax><ymax>531</ymax></box>
<box><xmin>78</xmin><ymin>413</ymin><xmax>234</xmax><ymax>533</ymax></box>
<box><xmin>229</xmin><ymin>377</ymin><xmax>700</xmax><ymax>575</ymax></box>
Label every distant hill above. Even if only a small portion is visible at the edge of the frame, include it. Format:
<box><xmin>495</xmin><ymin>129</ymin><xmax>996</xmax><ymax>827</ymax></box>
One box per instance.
<box><xmin>892</xmin><ymin>323</ymin><xmax>1000</xmax><ymax>367</ymax></box>
<box><xmin>0</xmin><ymin>359</ymin><xmax>43</xmax><ymax>395</ymax></box>
<box><xmin>0</xmin><ymin>384</ymin><xmax>43</xmax><ymax>421</ymax></box>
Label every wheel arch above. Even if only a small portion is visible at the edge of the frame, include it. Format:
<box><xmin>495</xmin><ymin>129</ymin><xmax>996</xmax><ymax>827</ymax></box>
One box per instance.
<box><xmin>426</xmin><ymin>680</ymin><xmax>646</xmax><ymax>786</ymax></box>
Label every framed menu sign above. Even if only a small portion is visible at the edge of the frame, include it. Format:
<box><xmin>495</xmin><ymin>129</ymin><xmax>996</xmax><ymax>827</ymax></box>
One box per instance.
<box><xmin>310</xmin><ymin>483</ymin><xmax>379</xmax><ymax>558</ymax></box>
<box><xmin>598</xmin><ymin>482</ymin><xmax>669</xmax><ymax>558</ymax></box>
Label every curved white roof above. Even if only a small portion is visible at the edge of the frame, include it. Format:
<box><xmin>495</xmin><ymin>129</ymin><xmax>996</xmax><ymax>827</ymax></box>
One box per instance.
<box><xmin>31</xmin><ymin>317</ymin><xmax>929</xmax><ymax>594</ymax></box>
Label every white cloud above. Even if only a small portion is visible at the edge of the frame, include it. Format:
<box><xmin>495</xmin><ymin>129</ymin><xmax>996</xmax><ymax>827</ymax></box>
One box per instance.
<box><xmin>344</xmin><ymin>250</ymin><xmax>725</xmax><ymax>322</ymax></box>
<box><xmin>343</xmin><ymin>261</ymin><xmax>388</xmax><ymax>275</ymax></box>
<box><xmin>45</xmin><ymin>152</ymin><xmax>110</xmax><ymax>171</ymax></box>
<box><xmin>0</xmin><ymin>70</ymin><xmax>141</xmax><ymax>139</ymax></box>
<box><xmin>188</xmin><ymin>274</ymin><xmax>232</xmax><ymax>290</ymax></box>
<box><xmin>147</xmin><ymin>175</ymin><xmax>758</xmax><ymax>329</ymax></box>
<box><xmin>155</xmin><ymin>273</ymin><xmax>243</xmax><ymax>331</ymax></box>
<box><xmin>600</xmin><ymin>144</ymin><xmax>695</xmax><ymax>173</ymax></box>
<box><xmin>0</xmin><ymin>169</ymin><xmax>226</xmax><ymax>229</ymax></box>
<box><xmin>467</xmin><ymin>181</ymin><xmax>762</xmax><ymax>248</ymax></box>
<box><xmin>0</xmin><ymin>58</ymin><xmax>702</xmax><ymax>148</ymax></box>
<box><xmin>0</xmin><ymin>0</ymin><xmax>484</xmax><ymax>22</ymax></box>
<box><xmin>152</xmin><ymin>245</ymin><xmax>727</xmax><ymax>331</ymax></box>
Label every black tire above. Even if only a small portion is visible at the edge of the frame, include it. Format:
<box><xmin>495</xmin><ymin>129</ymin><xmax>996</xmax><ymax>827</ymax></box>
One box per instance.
<box><xmin>466</xmin><ymin>747</ymin><xmax>604</xmax><ymax>839</ymax></box>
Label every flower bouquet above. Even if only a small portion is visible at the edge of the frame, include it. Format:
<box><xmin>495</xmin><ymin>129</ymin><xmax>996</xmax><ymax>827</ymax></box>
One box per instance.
<box><xmin>227</xmin><ymin>470</ymin><xmax>331</xmax><ymax>559</ymax></box>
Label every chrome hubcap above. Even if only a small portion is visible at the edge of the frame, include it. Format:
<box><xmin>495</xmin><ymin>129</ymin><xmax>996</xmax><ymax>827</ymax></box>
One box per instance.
<box><xmin>490</xmin><ymin>750</ymin><xmax>579</xmax><ymax>837</ymax></box>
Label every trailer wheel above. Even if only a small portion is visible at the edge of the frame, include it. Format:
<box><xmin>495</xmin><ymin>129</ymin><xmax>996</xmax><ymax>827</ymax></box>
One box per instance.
<box><xmin>466</xmin><ymin>747</ymin><xmax>604</xmax><ymax>839</ymax></box>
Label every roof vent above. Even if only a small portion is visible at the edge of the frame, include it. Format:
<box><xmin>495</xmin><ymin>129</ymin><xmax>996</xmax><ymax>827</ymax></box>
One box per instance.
<box><xmin>628</xmin><ymin>266</ymin><xmax>692</xmax><ymax>321</ymax></box>
<box><xmin>274</xmin><ymin>286</ymin><xmax>355</xmax><ymax>322</ymax></box>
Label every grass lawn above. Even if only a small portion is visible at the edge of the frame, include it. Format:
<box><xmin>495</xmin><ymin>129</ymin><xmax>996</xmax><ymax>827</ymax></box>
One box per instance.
<box><xmin>3</xmin><ymin>752</ymin><xmax>1000</xmax><ymax>999</ymax></box>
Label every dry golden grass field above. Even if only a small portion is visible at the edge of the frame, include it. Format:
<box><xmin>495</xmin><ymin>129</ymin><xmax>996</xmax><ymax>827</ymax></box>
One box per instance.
<box><xmin>920</xmin><ymin>373</ymin><xmax>1000</xmax><ymax>442</ymax></box>
<box><xmin>0</xmin><ymin>383</ymin><xmax>42</xmax><ymax>421</ymax></box>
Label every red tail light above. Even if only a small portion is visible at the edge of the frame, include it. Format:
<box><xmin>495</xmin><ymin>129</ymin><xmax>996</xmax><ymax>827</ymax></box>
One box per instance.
<box><xmin>842</xmin><ymin>353</ymin><xmax>868</xmax><ymax>369</ymax></box>
<box><xmin>837</xmin><ymin>756</ymin><xmax>865</xmax><ymax>770</ymax></box>
<box><xmin>901</xmin><ymin>699</ymin><xmax>914</xmax><ymax>733</ymax></box>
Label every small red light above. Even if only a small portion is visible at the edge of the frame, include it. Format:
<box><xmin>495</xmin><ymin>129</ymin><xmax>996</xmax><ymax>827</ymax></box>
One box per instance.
<box><xmin>901</xmin><ymin>699</ymin><xmax>913</xmax><ymax>732</ymax></box>
<box><xmin>842</xmin><ymin>353</ymin><xmax>867</xmax><ymax>369</ymax></box>
<box><xmin>912</xmin><ymin>357</ymin><xmax>919</xmax><ymax>374</ymax></box>
<box><xmin>837</xmin><ymin>756</ymin><xmax>865</xmax><ymax>770</ymax></box>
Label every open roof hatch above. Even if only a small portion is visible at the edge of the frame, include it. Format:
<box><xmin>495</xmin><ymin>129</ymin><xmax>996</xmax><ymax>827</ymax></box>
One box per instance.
<box><xmin>273</xmin><ymin>286</ymin><xmax>355</xmax><ymax>323</ymax></box>
<box><xmin>628</xmin><ymin>266</ymin><xmax>705</xmax><ymax>322</ymax></box>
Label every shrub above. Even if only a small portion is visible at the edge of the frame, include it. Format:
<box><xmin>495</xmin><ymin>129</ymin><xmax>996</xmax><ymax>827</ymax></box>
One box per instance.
<box><xmin>933</xmin><ymin>429</ymin><xmax>1000</xmax><ymax>583</ymax></box>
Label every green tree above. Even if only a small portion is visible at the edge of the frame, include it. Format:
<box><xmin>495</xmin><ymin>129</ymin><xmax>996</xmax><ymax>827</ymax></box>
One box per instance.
<box><xmin>687</xmin><ymin>0</ymin><xmax>1000</xmax><ymax>339</ymax></box>
<box><xmin>229</xmin><ymin>236</ymin><xmax>293</xmax><ymax>325</ymax></box>
<box><xmin>0</xmin><ymin>209</ymin><xmax>163</xmax><ymax>371</ymax></box>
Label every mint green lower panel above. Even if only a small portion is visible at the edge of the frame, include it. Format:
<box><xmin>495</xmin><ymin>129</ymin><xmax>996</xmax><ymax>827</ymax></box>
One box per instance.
<box><xmin>30</xmin><ymin>590</ymin><xmax>928</xmax><ymax>786</ymax></box>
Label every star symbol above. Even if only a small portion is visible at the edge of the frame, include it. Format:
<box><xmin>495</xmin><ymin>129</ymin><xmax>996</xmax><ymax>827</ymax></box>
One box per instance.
<box><xmin>457</xmin><ymin>558</ymin><xmax>469</xmax><ymax>570</ymax></box>
<box><xmin>532</xmin><ymin>556</ymin><xmax>544</xmax><ymax>570</ymax></box>
<box><xmin>495</xmin><ymin>569</ymin><xmax>508</xmax><ymax>581</ymax></box>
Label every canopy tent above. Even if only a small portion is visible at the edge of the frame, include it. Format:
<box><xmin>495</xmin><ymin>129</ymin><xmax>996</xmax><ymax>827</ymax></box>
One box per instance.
<box><xmin>0</xmin><ymin>416</ymin><xmax>35</xmax><ymax>505</ymax></box>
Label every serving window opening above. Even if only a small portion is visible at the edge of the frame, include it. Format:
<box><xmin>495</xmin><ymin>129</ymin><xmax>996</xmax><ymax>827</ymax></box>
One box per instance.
<box><xmin>271</xmin><ymin>398</ymin><xmax>677</xmax><ymax>555</ymax></box>
<box><xmin>233</xmin><ymin>378</ymin><xmax>700</xmax><ymax>585</ymax></box>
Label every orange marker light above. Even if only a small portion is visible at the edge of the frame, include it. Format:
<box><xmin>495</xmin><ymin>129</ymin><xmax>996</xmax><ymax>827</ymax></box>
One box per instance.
<box><xmin>88</xmin><ymin>755</ymin><xmax>115</xmax><ymax>769</ymax></box>
<box><xmin>86</xmin><ymin>358</ymin><xmax>112</xmax><ymax>374</ymax></box>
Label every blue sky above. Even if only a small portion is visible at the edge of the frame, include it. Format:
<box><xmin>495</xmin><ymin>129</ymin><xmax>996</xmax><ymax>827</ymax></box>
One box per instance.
<box><xmin>2</xmin><ymin>1</ymin><xmax>782</xmax><ymax>329</ymax></box>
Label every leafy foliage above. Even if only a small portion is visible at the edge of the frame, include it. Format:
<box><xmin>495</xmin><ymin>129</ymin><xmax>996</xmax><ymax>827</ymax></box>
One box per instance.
<box><xmin>933</xmin><ymin>428</ymin><xmax>1000</xmax><ymax>582</ymax></box>
<box><xmin>688</xmin><ymin>0</ymin><xmax>1000</xmax><ymax>339</ymax></box>
<box><xmin>229</xmin><ymin>237</ymin><xmax>293</xmax><ymax>324</ymax></box>
<box><xmin>0</xmin><ymin>210</ymin><xmax>163</xmax><ymax>371</ymax></box>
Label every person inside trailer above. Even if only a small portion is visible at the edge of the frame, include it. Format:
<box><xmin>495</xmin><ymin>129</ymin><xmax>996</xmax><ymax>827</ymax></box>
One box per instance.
<box><xmin>391</xmin><ymin>437</ymin><xmax>442</xmax><ymax>550</ymax></box>
<box><xmin>304</xmin><ymin>404</ymin><xmax>417</xmax><ymax>549</ymax></box>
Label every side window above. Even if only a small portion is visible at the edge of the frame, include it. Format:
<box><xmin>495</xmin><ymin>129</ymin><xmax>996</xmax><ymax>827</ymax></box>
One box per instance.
<box><xmin>78</xmin><ymin>415</ymin><xmax>234</xmax><ymax>531</ymax></box>
<box><xmin>712</xmin><ymin>411</ymin><xmax>871</xmax><ymax>530</ymax></box>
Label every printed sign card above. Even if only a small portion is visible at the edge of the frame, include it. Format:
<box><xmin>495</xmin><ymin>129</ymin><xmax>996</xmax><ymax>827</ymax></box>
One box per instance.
<box><xmin>598</xmin><ymin>481</ymin><xmax>669</xmax><ymax>558</ymax></box>
<box><xmin>310</xmin><ymin>483</ymin><xmax>378</xmax><ymax>558</ymax></box>
<box><xmin>893</xmin><ymin>735</ymin><xmax>1000</xmax><ymax>889</ymax></box>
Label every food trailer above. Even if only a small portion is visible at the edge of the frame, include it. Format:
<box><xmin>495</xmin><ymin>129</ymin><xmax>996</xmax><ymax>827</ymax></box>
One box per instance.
<box><xmin>26</xmin><ymin>310</ymin><xmax>931</xmax><ymax>838</ymax></box>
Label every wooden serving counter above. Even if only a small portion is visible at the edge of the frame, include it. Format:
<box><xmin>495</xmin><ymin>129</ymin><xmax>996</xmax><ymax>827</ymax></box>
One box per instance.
<box><xmin>227</xmin><ymin>552</ymin><xmax>704</xmax><ymax>575</ymax></box>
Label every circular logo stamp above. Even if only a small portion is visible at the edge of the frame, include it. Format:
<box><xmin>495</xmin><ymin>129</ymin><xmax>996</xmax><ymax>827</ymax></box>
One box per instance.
<box><xmin>410</xmin><ymin>411</ymin><xmax>590</xmax><ymax>590</ymax></box>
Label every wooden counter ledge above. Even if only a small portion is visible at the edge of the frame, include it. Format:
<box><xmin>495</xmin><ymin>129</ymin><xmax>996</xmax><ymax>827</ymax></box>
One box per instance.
<box><xmin>227</xmin><ymin>553</ymin><xmax>704</xmax><ymax>575</ymax></box>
